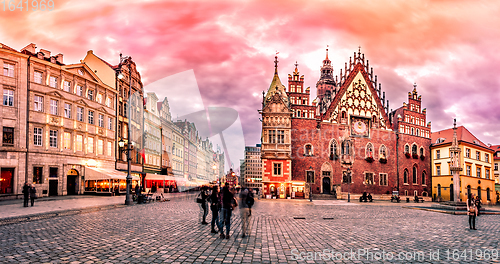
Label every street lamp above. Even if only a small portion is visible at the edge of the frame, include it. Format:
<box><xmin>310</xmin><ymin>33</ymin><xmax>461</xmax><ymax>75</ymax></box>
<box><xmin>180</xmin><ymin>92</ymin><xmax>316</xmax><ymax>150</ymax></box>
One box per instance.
<box><xmin>347</xmin><ymin>167</ymin><xmax>351</xmax><ymax>203</ymax></box>
<box><xmin>308</xmin><ymin>166</ymin><xmax>313</xmax><ymax>202</ymax></box>
<box><xmin>116</xmin><ymin>53</ymin><xmax>134</xmax><ymax>206</ymax></box>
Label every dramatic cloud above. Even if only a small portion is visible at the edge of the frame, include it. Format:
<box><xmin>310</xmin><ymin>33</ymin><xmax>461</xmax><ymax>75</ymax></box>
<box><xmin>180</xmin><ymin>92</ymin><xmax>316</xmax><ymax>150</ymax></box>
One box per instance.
<box><xmin>2</xmin><ymin>0</ymin><xmax>499</xmax><ymax>164</ymax></box>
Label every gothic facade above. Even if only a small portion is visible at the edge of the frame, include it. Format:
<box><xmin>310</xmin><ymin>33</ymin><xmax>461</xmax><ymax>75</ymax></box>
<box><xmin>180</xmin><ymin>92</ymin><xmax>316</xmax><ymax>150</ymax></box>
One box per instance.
<box><xmin>261</xmin><ymin>49</ymin><xmax>431</xmax><ymax>199</ymax></box>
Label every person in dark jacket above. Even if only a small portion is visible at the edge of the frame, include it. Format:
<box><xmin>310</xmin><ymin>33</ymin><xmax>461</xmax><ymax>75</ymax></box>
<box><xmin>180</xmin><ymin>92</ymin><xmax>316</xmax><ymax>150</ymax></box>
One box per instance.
<box><xmin>200</xmin><ymin>186</ymin><xmax>209</xmax><ymax>225</ymax></box>
<box><xmin>30</xmin><ymin>185</ymin><xmax>37</xmax><ymax>206</ymax></box>
<box><xmin>239</xmin><ymin>188</ymin><xmax>253</xmax><ymax>238</ymax></box>
<box><xmin>219</xmin><ymin>183</ymin><xmax>237</xmax><ymax>239</ymax></box>
<box><xmin>208</xmin><ymin>186</ymin><xmax>220</xmax><ymax>233</ymax></box>
<box><xmin>22</xmin><ymin>182</ymin><xmax>30</xmax><ymax>207</ymax></box>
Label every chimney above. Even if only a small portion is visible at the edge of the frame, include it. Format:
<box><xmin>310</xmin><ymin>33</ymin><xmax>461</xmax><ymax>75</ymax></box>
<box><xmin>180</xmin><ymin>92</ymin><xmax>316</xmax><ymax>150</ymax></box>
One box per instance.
<box><xmin>55</xmin><ymin>53</ymin><xmax>63</xmax><ymax>64</ymax></box>
<box><xmin>40</xmin><ymin>49</ymin><xmax>51</xmax><ymax>58</ymax></box>
<box><xmin>21</xmin><ymin>43</ymin><xmax>37</xmax><ymax>54</ymax></box>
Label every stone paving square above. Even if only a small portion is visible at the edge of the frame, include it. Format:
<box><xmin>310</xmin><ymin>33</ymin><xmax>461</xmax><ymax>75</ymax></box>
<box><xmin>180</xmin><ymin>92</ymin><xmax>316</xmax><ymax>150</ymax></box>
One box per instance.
<box><xmin>0</xmin><ymin>195</ymin><xmax>499</xmax><ymax>263</ymax></box>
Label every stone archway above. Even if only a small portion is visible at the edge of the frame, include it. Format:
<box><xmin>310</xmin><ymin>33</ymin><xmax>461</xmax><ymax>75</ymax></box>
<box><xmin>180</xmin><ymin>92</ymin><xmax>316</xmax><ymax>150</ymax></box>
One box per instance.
<box><xmin>321</xmin><ymin>162</ymin><xmax>333</xmax><ymax>194</ymax></box>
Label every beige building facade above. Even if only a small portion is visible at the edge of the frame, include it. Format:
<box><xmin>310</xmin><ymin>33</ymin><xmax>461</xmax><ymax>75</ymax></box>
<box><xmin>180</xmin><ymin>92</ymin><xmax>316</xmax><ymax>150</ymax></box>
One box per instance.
<box><xmin>1</xmin><ymin>43</ymin><xmax>119</xmax><ymax>199</ymax></box>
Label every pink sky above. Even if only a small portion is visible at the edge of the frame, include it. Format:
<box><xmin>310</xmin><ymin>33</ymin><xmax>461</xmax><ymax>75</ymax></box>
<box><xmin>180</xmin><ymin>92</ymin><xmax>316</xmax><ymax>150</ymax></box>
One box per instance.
<box><xmin>2</xmin><ymin>0</ymin><xmax>500</xmax><ymax>147</ymax></box>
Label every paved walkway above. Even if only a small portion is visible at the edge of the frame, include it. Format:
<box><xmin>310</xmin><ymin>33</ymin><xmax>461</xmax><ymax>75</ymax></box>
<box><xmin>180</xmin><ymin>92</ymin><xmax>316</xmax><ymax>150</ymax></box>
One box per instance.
<box><xmin>0</xmin><ymin>192</ymin><xmax>195</xmax><ymax>220</ymax></box>
<box><xmin>1</xmin><ymin>196</ymin><xmax>500</xmax><ymax>263</ymax></box>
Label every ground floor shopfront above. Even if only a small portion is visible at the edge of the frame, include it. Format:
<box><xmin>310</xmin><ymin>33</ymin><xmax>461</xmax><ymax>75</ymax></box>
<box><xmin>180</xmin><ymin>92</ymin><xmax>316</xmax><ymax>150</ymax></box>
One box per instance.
<box><xmin>84</xmin><ymin>167</ymin><xmax>140</xmax><ymax>195</ymax></box>
<box><xmin>432</xmin><ymin>175</ymin><xmax>496</xmax><ymax>205</ymax></box>
<box><xmin>262</xmin><ymin>181</ymin><xmax>305</xmax><ymax>199</ymax></box>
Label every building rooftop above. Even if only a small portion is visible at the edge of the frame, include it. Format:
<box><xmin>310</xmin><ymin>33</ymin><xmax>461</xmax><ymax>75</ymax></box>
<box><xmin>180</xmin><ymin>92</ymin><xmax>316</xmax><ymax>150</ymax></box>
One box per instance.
<box><xmin>431</xmin><ymin>126</ymin><xmax>489</xmax><ymax>149</ymax></box>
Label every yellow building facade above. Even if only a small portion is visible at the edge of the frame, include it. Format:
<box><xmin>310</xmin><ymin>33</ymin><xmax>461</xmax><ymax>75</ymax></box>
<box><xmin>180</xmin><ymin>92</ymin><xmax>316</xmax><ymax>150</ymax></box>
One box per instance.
<box><xmin>431</xmin><ymin>126</ymin><xmax>495</xmax><ymax>205</ymax></box>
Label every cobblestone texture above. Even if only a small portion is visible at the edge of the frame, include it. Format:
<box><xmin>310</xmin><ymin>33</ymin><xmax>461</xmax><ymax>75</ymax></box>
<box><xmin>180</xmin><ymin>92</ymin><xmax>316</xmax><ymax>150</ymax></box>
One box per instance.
<box><xmin>1</xmin><ymin>196</ymin><xmax>499</xmax><ymax>263</ymax></box>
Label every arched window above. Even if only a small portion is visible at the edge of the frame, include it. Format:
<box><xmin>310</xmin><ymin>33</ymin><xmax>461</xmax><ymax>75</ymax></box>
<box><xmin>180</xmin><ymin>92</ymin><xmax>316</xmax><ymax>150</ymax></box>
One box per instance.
<box><xmin>405</xmin><ymin>144</ymin><xmax>410</xmax><ymax>154</ymax></box>
<box><xmin>372</xmin><ymin>115</ymin><xmax>377</xmax><ymax>126</ymax></box>
<box><xmin>412</xmin><ymin>144</ymin><xmax>417</xmax><ymax>155</ymax></box>
<box><xmin>330</xmin><ymin>140</ymin><xmax>338</xmax><ymax>160</ymax></box>
<box><xmin>341</xmin><ymin>111</ymin><xmax>346</xmax><ymax>119</ymax></box>
<box><xmin>366</xmin><ymin>143</ymin><xmax>373</xmax><ymax>158</ymax></box>
<box><xmin>341</xmin><ymin>140</ymin><xmax>350</xmax><ymax>155</ymax></box>
<box><xmin>420</xmin><ymin>147</ymin><xmax>424</xmax><ymax>157</ymax></box>
<box><xmin>305</xmin><ymin>144</ymin><xmax>313</xmax><ymax>156</ymax></box>
<box><xmin>421</xmin><ymin>171</ymin><xmax>426</xmax><ymax>185</ymax></box>
<box><xmin>379</xmin><ymin>145</ymin><xmax>387</xmax><ymax>159</ymax></box>
<box><xmin>404</xmin><ymin>169</ymin><xmax>408</xmax><ymax>184</ymax></box>
<box><xmin>412</xmin><ymin>165</ymin><xmax>418</xmax><ymax>184</ymax></box>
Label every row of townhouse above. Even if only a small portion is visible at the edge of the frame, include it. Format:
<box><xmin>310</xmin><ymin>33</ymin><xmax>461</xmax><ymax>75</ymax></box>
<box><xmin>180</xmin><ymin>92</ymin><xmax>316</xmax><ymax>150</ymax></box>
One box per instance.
<box><xmin>0</xmin><ymin>43</ymin><xmax>223</xmax><ymax>199</ymax></box>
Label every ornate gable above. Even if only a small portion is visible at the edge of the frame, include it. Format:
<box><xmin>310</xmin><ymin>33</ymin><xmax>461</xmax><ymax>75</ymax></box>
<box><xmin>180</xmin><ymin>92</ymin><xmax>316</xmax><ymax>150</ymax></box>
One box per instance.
<box><xmin>263</xmin><ymin>91</ymin><xmax>290</xmax><ymax>114</ymax></box>
<box><xmin>322</xmin><ymin>62</ymin><xmax>391</xmax><ymax>130</ymax></box>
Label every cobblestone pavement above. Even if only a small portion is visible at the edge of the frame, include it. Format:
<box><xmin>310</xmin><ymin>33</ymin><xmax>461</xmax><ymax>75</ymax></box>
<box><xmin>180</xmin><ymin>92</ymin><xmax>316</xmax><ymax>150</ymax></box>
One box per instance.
<box><xmin>1</xmin><ymin>196</ymin><xmax>499</xmax><ymax>264</ymax></box>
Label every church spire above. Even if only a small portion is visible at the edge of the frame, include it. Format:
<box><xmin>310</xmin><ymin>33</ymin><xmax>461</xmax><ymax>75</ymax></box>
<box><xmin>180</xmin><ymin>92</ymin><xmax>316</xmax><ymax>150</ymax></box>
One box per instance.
<box><xmin>274</xmin><ymin>51</ymin><xmax>279</xmax><ymax>74</ymax></box>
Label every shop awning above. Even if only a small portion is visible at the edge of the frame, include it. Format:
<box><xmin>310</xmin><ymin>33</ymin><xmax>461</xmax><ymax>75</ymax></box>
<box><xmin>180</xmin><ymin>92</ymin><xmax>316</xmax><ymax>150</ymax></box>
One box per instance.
<box><xmin>85</xmin><ymin>167</ymin><xmax>140</xmax><ymax>181</ymax></box>
<box><xmin>144</xmin><ymin>173</ymin><xmax>166</xmax><ymax>181</ymax></box>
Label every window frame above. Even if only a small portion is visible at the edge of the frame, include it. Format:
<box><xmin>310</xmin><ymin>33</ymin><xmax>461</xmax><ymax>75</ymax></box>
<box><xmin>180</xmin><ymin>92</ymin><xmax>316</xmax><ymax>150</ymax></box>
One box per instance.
<box><xmin>3</xmin><ymin>62</ymin><xmax>14</xmax><ymax>77</ymax></box>
<box><xmin>88</xmin><ymin>110</ymin><xmax>94</xmax><ymax>125</ymax></box>
<box><xmin>2</xmin><ymin>126</ymin><xmax>14</xmax><ymax>145</ymax></box>
<box><xmin>50</xmin><ymin>99</ymin><xmax>58</xmax><ymax>115</ymax></box>
<box><xmin>63</xmin><ymin>132</ymin><xmax>71</xmax><ymax>150</ymax></box>
<box><xmin>49</xmin><ymin>76</ymin><xmax>58</xmax><ymax>88</ymax></box>
<box><xmin>49</xmin><ymin>130</ymin><xmax>58</xmax><ymax>148</ymax></box>
<box><xmin>34</xmin><ymin>127</ymin><xmax>42</xmax><ymax>146</ymax></box>
<box><xmin>77</xmin><ymin>107</ymin><xmax>84</xmax><ymax>122</ymax></box>
<box><xmin>3</xmin><ymin>89</ymin><xmax>14</xmax><ymax>106</ymax></box>
<box><xmin>98</xmin><ymin>114</ymin><xmax>104</xmax><ymax>127</ymax></box>
<box><xmin>87</xmin><ymin>89</ymin><xmax>94</xmax><ymax>101</ymax></box>
<box><xmin>76</xmin><ymin>85</ymin><xmax>83</xmax><ymax>96</ymax></box>
<box><xmin>34</xmin><ymin>95</ymin><xmax>44</xmax><ymax>112</ymax></box>
<box><xmin>273</xmin><ymin>162</ymin><xmax>282</xmax><ymax>176</ymax></box>
<box><xmin>364</xmin><ymin>172</ymin><xmax>374</xmax><ymax>185</ymax></box>
<box><xmin>379</xmin><ymin>173</ymin><xmax>388</xmax><ymax>186</ymax></box>
<box><xmin>63</xmin><ymin>80</ymin><xmax>71</xmax><ymax>92</ymax></box>
<box><xmin>34</xmin><ymin>71</ymin><xmax>43</xmax><ymax>84</ymax></box>
<box><xmin>64</xmin><ymin>103</ymin><xmax>72</xmax><ymax>118</ymax></box>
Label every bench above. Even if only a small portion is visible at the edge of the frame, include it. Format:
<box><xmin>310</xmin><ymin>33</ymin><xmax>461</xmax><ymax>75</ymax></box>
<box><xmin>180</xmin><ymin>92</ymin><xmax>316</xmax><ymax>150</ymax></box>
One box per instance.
<box><xmin>359</xmin><ymin>196</ymin><xmax>373</xmax><ymax>202</ymax></box>
<box><xmin>414</xmin><ymin>197</ymin><xmax>424</xmax><ymax>203</ymax></box>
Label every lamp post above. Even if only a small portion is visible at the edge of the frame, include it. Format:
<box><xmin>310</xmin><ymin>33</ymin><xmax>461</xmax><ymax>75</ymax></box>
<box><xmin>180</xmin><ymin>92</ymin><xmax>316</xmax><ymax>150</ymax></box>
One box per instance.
<box><xmin>347</xmin><ymin>167</ymin><xmax>351</xmax><ymax>202</ymax></box>
<box><xmin>117</xmin><ymin>53</ymin><xmax>134</xmax><ymax>206</ymax></box>
<box><xmin>308</xmin><ymin>166</ymin><xmax>313</xmax><ymax>202</ymax></box>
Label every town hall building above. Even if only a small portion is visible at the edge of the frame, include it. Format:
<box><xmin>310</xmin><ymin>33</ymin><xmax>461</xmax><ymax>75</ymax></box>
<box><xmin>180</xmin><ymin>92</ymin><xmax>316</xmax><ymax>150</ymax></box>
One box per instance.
<box><xmin>260</xmin><ymin>49</ymin><xmax>431</xmax><ymax>199</ymax></box>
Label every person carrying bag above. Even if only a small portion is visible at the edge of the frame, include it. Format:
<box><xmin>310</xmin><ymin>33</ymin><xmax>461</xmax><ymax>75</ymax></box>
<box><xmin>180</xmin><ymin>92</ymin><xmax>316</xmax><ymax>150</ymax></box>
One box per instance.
<box><xmin>467</xmin><ymin>195</ymin><xmax>477</xmax><ymax>230</ymax></box>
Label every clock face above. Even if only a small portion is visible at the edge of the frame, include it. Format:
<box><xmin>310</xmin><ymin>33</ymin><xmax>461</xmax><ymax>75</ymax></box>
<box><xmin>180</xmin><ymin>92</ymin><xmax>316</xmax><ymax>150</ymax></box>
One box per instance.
<box><xmin>354</xmin><ymin>121</ymin><xmax>366</xmax><ymax>133</ymax></box>
<box><xmin>350</xmin><ymin>117</ymin><xmax>370</xmax><ymax>137</ymax></box>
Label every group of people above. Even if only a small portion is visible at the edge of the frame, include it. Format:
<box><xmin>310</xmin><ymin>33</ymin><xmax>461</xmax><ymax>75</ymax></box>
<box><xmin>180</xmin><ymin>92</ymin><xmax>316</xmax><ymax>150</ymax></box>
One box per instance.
<box><xmin>22</xmin><ymin>182</ymin><xmax>37</xmax><ymax>207</ymax></box>
<box><xmin>467</xmin><ymin>194</ymin><xmax>482</xmax><ymax>230</ymax></box>
<box><xmin>198</xmin><ymin>183</ymin><xmax>255</xmax><ymax>239</ymax></box>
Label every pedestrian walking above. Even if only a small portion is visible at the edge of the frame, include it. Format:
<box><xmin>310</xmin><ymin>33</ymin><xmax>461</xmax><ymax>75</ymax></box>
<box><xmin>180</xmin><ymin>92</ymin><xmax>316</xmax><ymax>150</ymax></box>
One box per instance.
<box><xmin>239</xmin><ymin>188</ymin><xmax>254</xmax><ymax>238</ymax></box>
<box><xmin>208</xmin><ymin>185</ymin><xmax>220</xmax><ymax>233</ymax></box>
<box><xmin>474</xmin><ymin>195</ymin><xmax>482</xmax><ymax>216</ymax></box>
<box><xmin>29</xmin><ymin>184</ymin><xmax>37</xmax><ymax>206</ymax></box>
<box><xmin>22</xmin><ymin>182</ymin><xmax>30</xmax><ymax>207</ymax></box>
<box><xmin>467</xmin><ymin>195</ymin><xmax>477</xmax><ymax>230</ymax></box>
<box><xmin>135</xmin><ymin>184</ymin><xmax>140</xmax><ymax>195</ymax></box>
<box><xmin>219</xmin><ymin>183</ymin><xmax>237</xmax><ymax>239</ymax></box>
<box><xmin>199</xmin><ymin>186</ymin><xmax>209</xmax><ymax>225</ymax></box>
